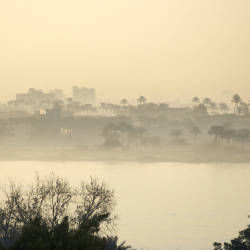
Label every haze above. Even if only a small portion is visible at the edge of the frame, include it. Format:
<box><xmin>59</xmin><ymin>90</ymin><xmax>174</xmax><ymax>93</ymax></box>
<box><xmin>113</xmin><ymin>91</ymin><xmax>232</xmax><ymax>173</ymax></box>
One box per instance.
<box><xmin>1</xmin><ymin>0</ymin><xmax>250</xmax><ymax>102</ymax></box>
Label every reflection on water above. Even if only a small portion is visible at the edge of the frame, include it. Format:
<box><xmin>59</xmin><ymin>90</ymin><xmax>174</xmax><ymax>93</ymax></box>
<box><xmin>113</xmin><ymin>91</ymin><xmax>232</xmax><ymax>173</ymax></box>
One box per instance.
<box><xmin>1</xmin><ymin>161</ymin><xmax>250</xmax><ymax>250</ymax></box>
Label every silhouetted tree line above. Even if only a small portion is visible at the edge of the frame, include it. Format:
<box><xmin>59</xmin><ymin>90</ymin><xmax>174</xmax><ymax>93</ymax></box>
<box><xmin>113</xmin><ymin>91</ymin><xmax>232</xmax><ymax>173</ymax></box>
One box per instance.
<box><xmin>208</xmin><ymin>126</ymin><xmax>250</xmax><ymax>146</ymax></box>
<box><xmin>192</xmin><ymin>94</ymin><xmax>250</xmax><ymax>116</ymax></box>
<box><xmin>0</xmin><ymin>175</ymin><xmax>134</xmax><ymax>250</ymax></box>
<box><xmin>213</xmin><ymin>224</ymin><xmax>250</xmax><ymax>250</ymax></box>
<box><xmin>101</xmin><ymin>122</ymin><xmax>160</xmax><ymax>149</ymax></box>
<box><xmin>2</xmin><ymin>93</ymin><xmax>250</xmax><ymax>150</ymax></box>
<box><xmin>4</xmin><ymin>92</ymin><xmax>250</xmax><ymax>118</ymax></box>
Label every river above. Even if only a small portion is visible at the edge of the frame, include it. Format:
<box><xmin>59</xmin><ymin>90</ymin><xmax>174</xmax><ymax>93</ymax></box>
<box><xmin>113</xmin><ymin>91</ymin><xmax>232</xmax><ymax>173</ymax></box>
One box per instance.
<box><xmin>1</xmin><ymin>161</ymin><xmax>250</xmax><ymax>250</ymax></box>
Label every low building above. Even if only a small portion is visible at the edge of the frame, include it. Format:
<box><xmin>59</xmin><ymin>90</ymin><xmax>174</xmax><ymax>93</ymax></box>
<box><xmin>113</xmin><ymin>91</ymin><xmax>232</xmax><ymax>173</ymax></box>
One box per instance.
<box><xmin>16</xmin><ymin>88</ymin><xmax>55</xmax><ymax>104</ymax></box>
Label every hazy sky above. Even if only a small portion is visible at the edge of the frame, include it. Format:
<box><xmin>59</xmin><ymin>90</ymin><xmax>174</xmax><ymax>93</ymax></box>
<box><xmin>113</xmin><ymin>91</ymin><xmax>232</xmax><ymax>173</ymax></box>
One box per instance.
<box><xmin>1</xmin><ymin>0</ymin><xmax>250</xmax><ymax>103</ymax></box>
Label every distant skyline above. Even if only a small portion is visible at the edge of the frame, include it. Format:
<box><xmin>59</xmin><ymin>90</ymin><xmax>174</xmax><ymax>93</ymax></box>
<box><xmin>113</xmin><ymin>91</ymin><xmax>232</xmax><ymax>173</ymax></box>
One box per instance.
<box><xmin>0</xmin><ymin>85</ymin><xmax>243</xmax><ymax>108</ymax></box>
<box><xmin>1</xmin><ymin>0</ymin><xmax>250</xmax><ymax>103</ymax></box>
<box><xmin>0</xmin><ymin>84</ymin><xmax>246</xmax><ymax>106</ymax></box>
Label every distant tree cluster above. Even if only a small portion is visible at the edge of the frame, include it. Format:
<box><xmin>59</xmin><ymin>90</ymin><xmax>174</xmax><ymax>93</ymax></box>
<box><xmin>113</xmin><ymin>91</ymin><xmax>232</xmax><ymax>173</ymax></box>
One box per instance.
<box><xmin>192</xmin><ymin>97</ymin><xmax>229</xmax><ymax>115</ymax></box>
<box><xmin>102</xmin><ymin>122</ymin><xmax>160</xmax><ymax>149</ymax></box>
<box><xmin>192</xmin><ymin>94</ymin><xmax>250</xmax><ymax>116</ymax></box>
<box><xmin>208</xmin><ymin>125</ymin><xmax>250</xmax><ymax>146</ymax></box>
<box><xmin>0</xmin><ymin>174</ymin><xmax>133</xmax><ymax>250</ymax></box>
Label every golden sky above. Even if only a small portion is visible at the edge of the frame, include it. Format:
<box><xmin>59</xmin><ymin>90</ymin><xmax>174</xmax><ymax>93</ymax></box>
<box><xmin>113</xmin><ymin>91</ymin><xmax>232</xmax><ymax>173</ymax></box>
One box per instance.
<box><xmin>1</xmin><ymin>0</ymin><xmax>250</xmax><ymax>103</ymax></box>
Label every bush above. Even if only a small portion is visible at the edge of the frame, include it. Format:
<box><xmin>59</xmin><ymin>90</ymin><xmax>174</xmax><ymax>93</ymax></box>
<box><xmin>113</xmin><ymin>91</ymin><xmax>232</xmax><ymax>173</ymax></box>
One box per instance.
<box><xmin>0</xmin><ymin>174</ymin><xmax>133</xmax><ymax>249</ymax></box>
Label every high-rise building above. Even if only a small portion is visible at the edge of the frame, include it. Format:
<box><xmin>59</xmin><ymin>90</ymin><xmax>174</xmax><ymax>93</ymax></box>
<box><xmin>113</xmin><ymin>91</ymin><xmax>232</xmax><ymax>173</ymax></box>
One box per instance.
<box><xmin>72</xmin><ymin>86</ymin><xmax>96</xmax><ymax>105</ymax></box>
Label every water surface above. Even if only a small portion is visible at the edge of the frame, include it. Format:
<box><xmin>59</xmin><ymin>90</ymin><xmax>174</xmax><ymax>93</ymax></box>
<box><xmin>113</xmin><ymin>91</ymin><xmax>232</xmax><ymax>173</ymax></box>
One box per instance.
<box><xmin>1</xmin><ymin>161</ymin><xmax>250</xmax><ymax>250</ymax></box>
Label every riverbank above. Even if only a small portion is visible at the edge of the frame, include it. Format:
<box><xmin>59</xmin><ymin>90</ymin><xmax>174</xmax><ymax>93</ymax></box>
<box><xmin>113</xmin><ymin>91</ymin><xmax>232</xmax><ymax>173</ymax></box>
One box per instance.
<box><xmin>0</xmin><ymin>144</ymin><xmax>250</xmax><ymax>163</ymax></box>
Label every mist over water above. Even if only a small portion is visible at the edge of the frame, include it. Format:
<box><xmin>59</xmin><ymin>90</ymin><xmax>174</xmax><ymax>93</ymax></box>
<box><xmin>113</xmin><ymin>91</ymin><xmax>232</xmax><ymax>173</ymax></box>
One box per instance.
<box><xmin>1</xmin><ymin>1</ymin><xmax>250</xmax><ymax>248</ymax></box>
<box><xmin>1</xmin><ymin>161</ymin><xmax>250</xmax><ymax>250</ymax></box>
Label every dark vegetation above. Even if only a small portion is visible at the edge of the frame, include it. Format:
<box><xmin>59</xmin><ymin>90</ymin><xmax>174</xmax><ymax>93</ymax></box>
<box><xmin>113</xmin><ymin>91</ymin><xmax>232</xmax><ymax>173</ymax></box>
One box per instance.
<box><xmin>0</xmin><ymin>174</ymin><xmax>133</xmax><ymax>250</ymax></box>
<box><xmin>213</xmin><ymin>225</ymin><xmax>250</xmax><ymax>250</ymax></box>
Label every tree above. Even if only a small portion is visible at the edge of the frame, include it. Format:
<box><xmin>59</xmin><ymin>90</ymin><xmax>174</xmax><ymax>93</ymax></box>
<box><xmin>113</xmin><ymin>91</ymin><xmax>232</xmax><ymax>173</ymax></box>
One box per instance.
<box><xmin>189</xmin><ymin>126</ymin><xmax>201</xmax><ymax>142</ymax></box>
<box><xmin>213</xmin><ymin>224</ymin><xmax>250</xmax><ymax>250</ymax></box>
<box><xmin>213</xmin><ymin>242</ymin><xmax>223</xmax><ymax>250</ymax></box>
<box><xmin>45</xmin><ymin>174</ymin><xmax>73</xmax><ymax>230</ymax></box>
<box><xmin>75</xmin><ymin>177</ymin><xmax>115</xmax><ymax>234</ymax></box>
<box><xmin>192</xmin><ymin>97</ymin><xmax>200</xmax><ymax>106</ymax></box>
<box><xmin>232</xmin><ymin>94</ymin><xmax>242</xmax><ymax>114</ymax></box>
<box><xmin>137</xmin><ymin>96</ymin><xmax>146</xmax><ymax>105</ymax></box>
<box><xmin>203</xmin><ymin>97</ymin><xmax>212</xmax><ymax>107</ymax></box>
<box><xmin>0</xmin><ymin>174</ymin><xmax>118</xmax><ymax>249</ymax></box>
<box><xmin>221</xmin><ymin>129</ymin><xmax>236</xmax><ymax>144</ymax></box>
<box><xmin>10</xmin><ymin>214</ymin><xmax>109</xmax><ymax>250</ymax></box>
<box><xmin>192</xmin><ymin>103</ymin><xmax>208</xmax><ymax>116</ymax></box>
<box><xmin>102</xmin><ymin>122</ymin><xmax>147</xmax><ymax>150</ymax></box>
<box><xmin>10</xmin><ymin>216</ymin><xmax>51</xmax><ymax>250</ymax></box>
<box><xmin>105</xmin><ymin>236</ymin><xmax>133</xmax><ymax>250</ymax></box>
<box><xmin>120</xmin><ymin>99</ymin><xmax>128</xmax><ymax>107</ymax></box>
<box><xmin>208</xmin><ymin>125</ymin><xmax>225</xmax><ymax>145</ymax></box>
<box><xmin>237</xmin><ymin>102</ymin><xmax>248</xmax><ymax>116</ymax></box>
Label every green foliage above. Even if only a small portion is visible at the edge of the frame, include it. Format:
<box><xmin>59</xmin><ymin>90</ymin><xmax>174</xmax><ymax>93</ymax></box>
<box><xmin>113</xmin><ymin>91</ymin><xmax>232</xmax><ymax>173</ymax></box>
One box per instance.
<box><xmin>10</xmin><ymin>216</ymin><xmax>50</xmax><ymax>250</ymax></box>
<box><xmin>9</xmin><ymin>215</ymin><xmax>108</xmax><ymax>250</ymax></box>
<box><xmin>101</xmin><ymin>122</ymin><xmax>146</xmax><ymax>149</ymax></box>
<box><xmin>192</xmin><ymin>103</ymin><xmax>208</xmax><ymax>116</ymax></box>
<box><xmin>105</xmin><ymin>236</ymin><xmax>133</xmax><ymax>250</ymax></box>
<box><xmin>8</xmin><ymin>212</ymin><xmax>132</xmax><ymax>250</ymax></box>
<box><xmin>213</xmin><ymin>224</ymin><xmax>250</xmax><ymax>250</ymax></box>
<box><xmin>0</xmin><ymin>175</ymin><xmax>134</xmax><ymax>250</ymax></box>
<box><xmin>208</xmin><ymin>125</ymin><xmax>250</xmax><ymax>146</ymax></box>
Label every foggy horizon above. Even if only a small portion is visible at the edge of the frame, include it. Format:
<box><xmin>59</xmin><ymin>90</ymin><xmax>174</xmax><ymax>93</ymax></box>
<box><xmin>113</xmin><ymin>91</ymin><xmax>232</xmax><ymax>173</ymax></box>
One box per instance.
<box><xmin>0</xmin><ymin>85</ymin><xmax>243</xmax><ymax>106</ymax></box>
<box><xmin>1</xmin><ymin>1</ymin><xmax>250</xmax><ymax>250</ymax></box>
<box><xmin>1</xmin><ymin>0</ymin><xmax>250</xmax><ymax>102</ymax></box>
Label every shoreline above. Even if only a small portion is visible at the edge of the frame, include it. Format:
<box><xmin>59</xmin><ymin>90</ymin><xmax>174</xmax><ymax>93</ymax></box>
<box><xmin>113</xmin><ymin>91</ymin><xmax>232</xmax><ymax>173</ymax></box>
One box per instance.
<box><xmin>1</xmin><ymin>146</ymin><xmax>250</xmax><ymax>164</ymax></box>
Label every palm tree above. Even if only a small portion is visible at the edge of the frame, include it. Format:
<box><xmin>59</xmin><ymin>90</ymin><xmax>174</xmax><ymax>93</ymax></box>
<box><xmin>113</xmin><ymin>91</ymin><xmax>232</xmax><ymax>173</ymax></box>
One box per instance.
<box><xmin>189</xmin><ymin>126</ymin><xmax>201</xmax><ymax>142</ymax></box>
<box><xmin>231</xmin><ymin>94</ymin><xmax>242</xmax><ymax>113</ymax></box>
<box><xmin>192</xmin><ymin>97</ymin><xmax>200</xmax><ymax>106</ymax></box>
<box><xmin>237</xmin><ymin>102</ymin><xmax>248</xmax><ymax>116</ymax></box>
<box><xmin>120</xmin><ymin>99</ymin><xmax>128</xmax><ymax>107</ymax></box>
<box><xmin>99</xmin><ymin>102</ymin><xmax>107</xmax><ymax>114</ymax></box>
<box><xmin>105</xmin><ymin>236</ymin><xmax>133</xmax><ymax>250</ymax></box>
<box><xmin>137</xmin><ymin>96</ymin><xmax>146</xmax><ymax>105</ymax></box>
<box><xmin>203</xmin><ymin>97</ymin><xmax>212</xmax><ymax>107</ymax></box>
